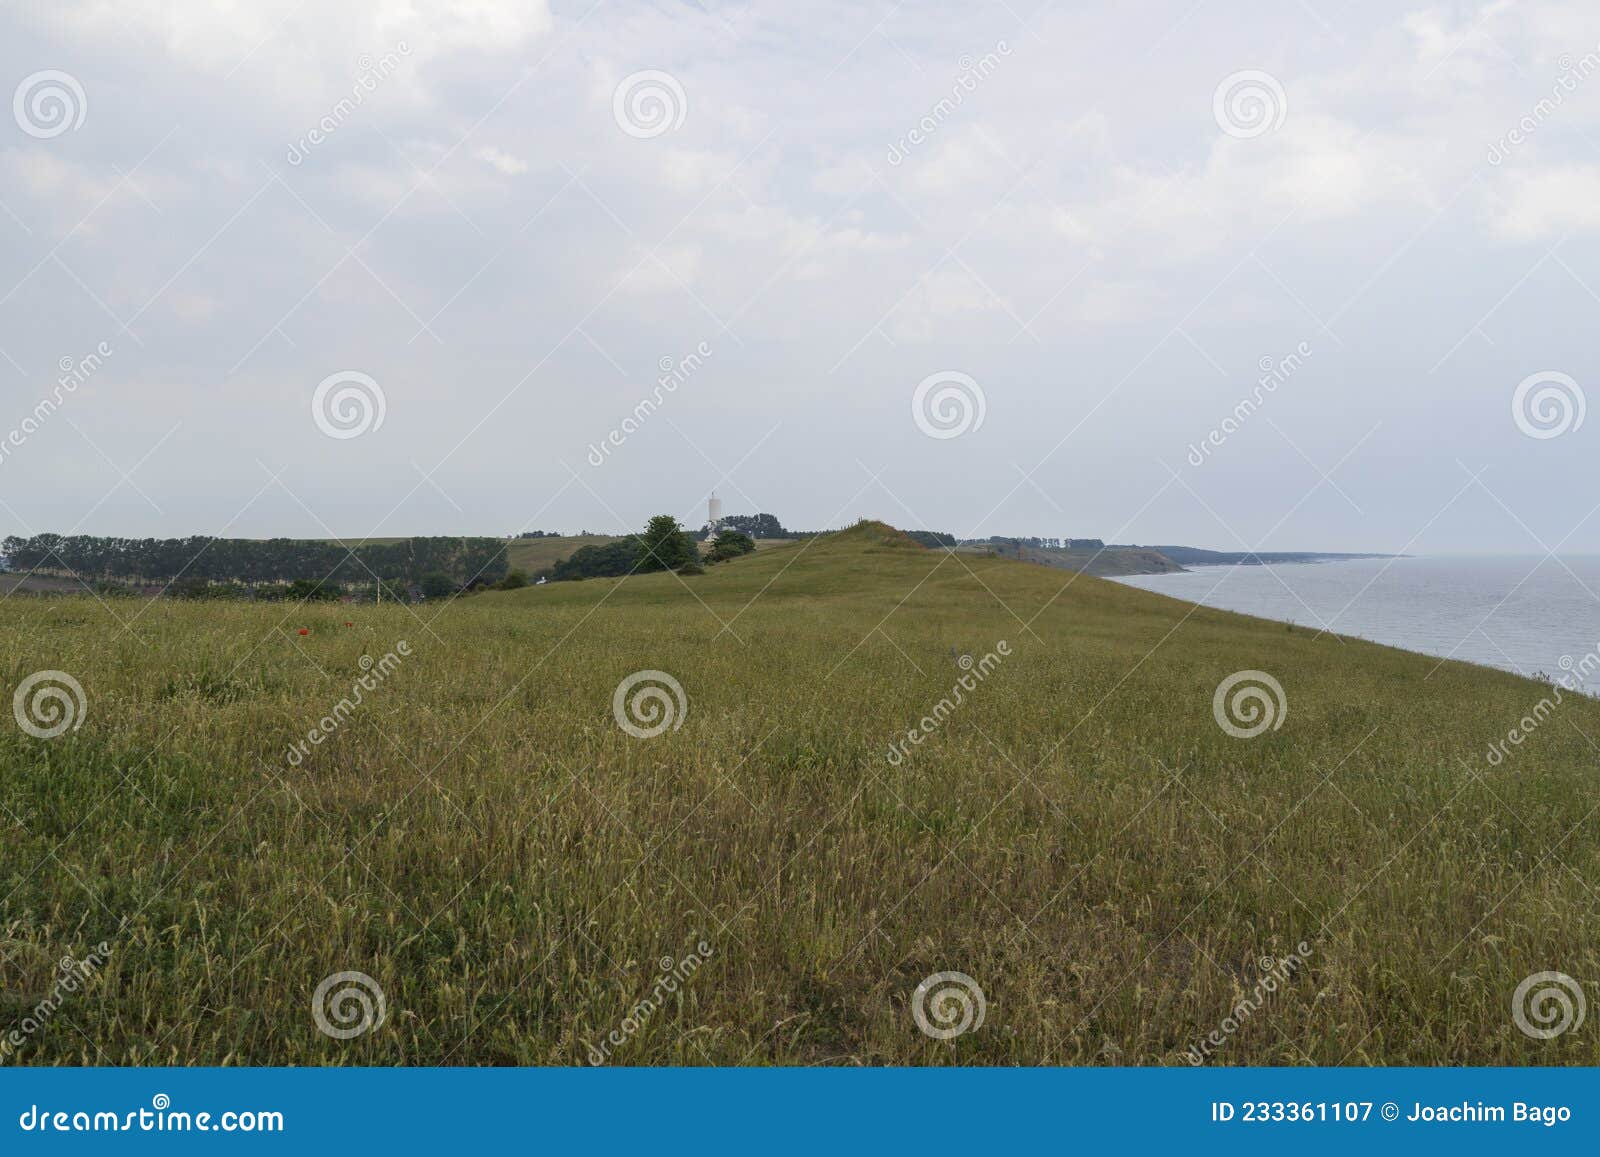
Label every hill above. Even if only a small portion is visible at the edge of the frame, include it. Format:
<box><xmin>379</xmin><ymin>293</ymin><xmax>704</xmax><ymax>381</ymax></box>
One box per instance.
<box><xmin>503</xmin><ymin>534</ymin><xmax>621</xmax><ymax>574</ymax></box>
<box><xmin>1</xmin><ymin>522</ymin><xmax>1595</xmax><ymax>1065</ymax></box>
<box><xmin>505</xmin><ymin>533</ymin><xmax>800</xmax><ymax>575</ymax></box>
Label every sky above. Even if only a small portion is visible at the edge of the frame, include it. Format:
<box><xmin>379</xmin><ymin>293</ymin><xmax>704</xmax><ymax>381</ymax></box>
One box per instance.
<box><xmin>0</xmin><ymin>0</ymin><xmax>1597</xmax><ymax>554</ymax></box>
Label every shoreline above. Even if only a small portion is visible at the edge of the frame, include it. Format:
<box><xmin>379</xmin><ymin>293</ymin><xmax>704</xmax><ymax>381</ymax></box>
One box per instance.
<box><xmin>1110</xmin><ymin>555</ymin><xmax>1600</xmax><ymax>696</ymax></box>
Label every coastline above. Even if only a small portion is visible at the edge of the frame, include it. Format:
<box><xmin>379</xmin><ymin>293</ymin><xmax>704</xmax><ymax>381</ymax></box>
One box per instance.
<box><xmin>1109</xmin><ymin>554</ymin><xmax>1600</xmax><ymax>696</ymax></box>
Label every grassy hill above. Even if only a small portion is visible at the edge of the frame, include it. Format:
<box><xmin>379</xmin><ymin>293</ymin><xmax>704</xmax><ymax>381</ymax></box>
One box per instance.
<box><xmin>503</xmin><ymin>534</ymin><xmax>620</xmax><ymax>574</ymax></box>
<box><xmin>2</xmin><ymin>521</ymin><xmax>1596</xmax><ymax>1065</ymax></box>
<box><xmin>505</xmin><ymin>533</ymin><xmax>798</xmax><ymax>574</ymax></box>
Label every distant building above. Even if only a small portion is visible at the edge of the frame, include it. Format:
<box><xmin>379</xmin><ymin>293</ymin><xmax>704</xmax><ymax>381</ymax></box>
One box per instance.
<box><xmin>707</xmin><ymin>492</ymin><xmax>724</xmax><ymax>531</ymax></box>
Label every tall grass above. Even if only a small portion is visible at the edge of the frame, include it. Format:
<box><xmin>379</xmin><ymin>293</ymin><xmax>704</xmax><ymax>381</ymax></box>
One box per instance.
<box><xmin>2</xmin><ymin>525</ymin><xmax>1597</xmax><ymax>1064</ymax></box>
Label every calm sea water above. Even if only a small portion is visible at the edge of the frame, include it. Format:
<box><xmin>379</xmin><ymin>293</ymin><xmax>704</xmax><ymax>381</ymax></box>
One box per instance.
<box><xmin>1112</xmin><ymin>555</ymin><xmax>1600</xmax><ymax>694</ymax></box>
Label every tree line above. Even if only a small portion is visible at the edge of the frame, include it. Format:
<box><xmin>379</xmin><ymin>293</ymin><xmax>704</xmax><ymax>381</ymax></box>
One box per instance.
<box><xmin>548</xmin><ymin>516</ymin><xmax>755</xmax><ymax>581</ymax></box>
<box><xmin>0</xmin><ymin>533</ymin><xmax>508</xmax><ymax>589</ymax></box>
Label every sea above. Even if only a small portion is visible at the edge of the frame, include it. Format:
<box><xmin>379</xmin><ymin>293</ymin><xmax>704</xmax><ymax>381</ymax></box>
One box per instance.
<box><xmin>1111</xmin><ymin>555</ymin><xmax>1600</xmax><ymax>695</ymax></box>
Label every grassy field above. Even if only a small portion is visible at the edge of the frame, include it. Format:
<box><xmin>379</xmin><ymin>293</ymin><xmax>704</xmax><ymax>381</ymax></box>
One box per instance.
<box><xmin>502</xmin><ymin>535</ymin><xmax>620</xmax><ymax>574</ymax></box>
<box><xmin>2</xmin><ymin>521</ymin><xmax>1598</xmax><ymax>1065</ymax></box>
<box><xmin>505</xmin><ymin>534</ymin><xmax>798</xmax><ymax>574</ymax></box>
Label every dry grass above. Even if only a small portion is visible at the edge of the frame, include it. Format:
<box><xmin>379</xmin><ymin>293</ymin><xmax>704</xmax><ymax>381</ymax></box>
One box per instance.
<box><xmin>2</xmin><ymin>523</ymin><xmax>1598</xmax><ymax>1065</ymax></box>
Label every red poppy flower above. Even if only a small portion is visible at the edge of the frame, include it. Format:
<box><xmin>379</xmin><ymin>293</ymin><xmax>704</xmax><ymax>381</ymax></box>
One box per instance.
<box><xmin>297</xmin><ymin>628</ymin><xmax>309</xmax><ymax>636</ymax></box>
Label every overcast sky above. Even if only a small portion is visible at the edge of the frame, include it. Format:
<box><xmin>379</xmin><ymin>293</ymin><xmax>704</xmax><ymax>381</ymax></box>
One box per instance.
<box><xmin>1</xmin><ymin>0</ymin><xmax>1597</xmax><ymax>553</ymax></box>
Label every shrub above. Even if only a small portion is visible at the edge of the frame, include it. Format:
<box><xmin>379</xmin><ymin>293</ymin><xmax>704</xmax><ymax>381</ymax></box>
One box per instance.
<box><xmin>706</xmin><ymin>530</ymin><xmax>757</xmax><ymax>563</ymax></box>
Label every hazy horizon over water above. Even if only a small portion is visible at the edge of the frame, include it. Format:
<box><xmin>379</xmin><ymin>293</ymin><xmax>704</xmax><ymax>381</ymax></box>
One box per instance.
<box><xmin>1112</xmin><ymin>555</ymin><xmax>1600</xmax><ymax>695</ymax></box>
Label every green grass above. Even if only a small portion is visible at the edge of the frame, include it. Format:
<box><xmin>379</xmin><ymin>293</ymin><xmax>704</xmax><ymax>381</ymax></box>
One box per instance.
<box><xmin>502</xmin><ymin>535</ymin><xmax>621</xmax><ymax>574</ymax></box>
<box><xmin>2</xmin><ymin>522</ymin><xmax>1597</xmax><ymax>1065</ymax></box>
<box><xmin>504</xmin><ymin>534</ymin><xmax>798</xmax><ymax>575</ymax></box>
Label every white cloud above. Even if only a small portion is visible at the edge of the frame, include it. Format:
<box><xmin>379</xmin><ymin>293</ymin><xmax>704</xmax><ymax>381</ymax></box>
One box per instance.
<box><xmin>1488</xmin><ymin>165</ymin><xmax>1600</xmax><ymax>239</ymax></box>
<box><xmin>1</xmin><ymin>0</ymin><xmax>1597</xmax><ymax>550</ymax></box>
<box><xmin>475</xmin><ymin>147</ymin><xmax>528</xmax><ymax>175</ymax></box>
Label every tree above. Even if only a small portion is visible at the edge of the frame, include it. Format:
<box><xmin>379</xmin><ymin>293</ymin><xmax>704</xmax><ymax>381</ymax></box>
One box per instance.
<box><xmin>549</xmin><ymin>538</ymin><xmax>641</xmax><ymax>581</ymax></box>
<box><xmin>720</xmin><ymin>513</ymin><xmax>787</xmax><ymax>538</ymax></box>
<box><xmin>420</xmin><ymin>572</ymin><xmax>456</xmax><ymax>599</ymax></box>
<box><xmin>496</xmin><ymin>568</ymin><xmax>530</xmax><ymax>590</ymax></box>
<box><xmin>637</xmin><ymin>514</ymin><xmax>697</xmax><ymax>573</ymax></box>
<box><xmin>706</xmin><ymin>529</ymin><xmax>756</xmax><ymax>562</ymax></box>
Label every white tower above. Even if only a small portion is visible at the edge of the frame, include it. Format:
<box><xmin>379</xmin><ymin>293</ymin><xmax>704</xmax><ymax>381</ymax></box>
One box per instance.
<box><xmin>708</xmin><ymin>492</ymin><xmax>723</xmax><ymax>528</ymax></box>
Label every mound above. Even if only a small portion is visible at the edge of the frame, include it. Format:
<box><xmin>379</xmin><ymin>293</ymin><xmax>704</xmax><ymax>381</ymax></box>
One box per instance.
<box><xmin>817</xmin><ymin>519</ymin><xmax>928</xmax><ymax>550</ymax></box>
